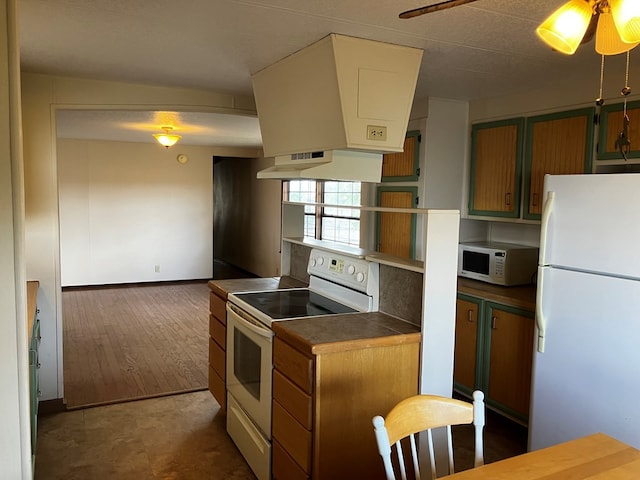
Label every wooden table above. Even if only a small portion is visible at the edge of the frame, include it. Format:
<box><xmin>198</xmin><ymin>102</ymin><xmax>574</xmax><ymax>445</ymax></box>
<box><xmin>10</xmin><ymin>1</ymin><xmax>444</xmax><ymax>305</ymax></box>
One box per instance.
<box><xmin>448</xmin><ymin>433</ymin><xmax>640</xmax><ymax>479</ymax></box>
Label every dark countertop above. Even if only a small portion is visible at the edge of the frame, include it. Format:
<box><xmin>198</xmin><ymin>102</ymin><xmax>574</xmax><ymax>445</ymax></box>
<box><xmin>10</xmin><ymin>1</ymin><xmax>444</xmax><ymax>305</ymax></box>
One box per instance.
<box><xmin>208</xmin><ymin>276</ymin><xmax>307</xmax><ymax>299</ymax></box>
<box><xmin>272</xmin><ymin>311</ymin><xmax>421</xmax><ymax>356</ymax></box>
<box><xmin>457</xmin><ymin>277</ymin><xmax>536</xmax><ymax>311</ymax></box>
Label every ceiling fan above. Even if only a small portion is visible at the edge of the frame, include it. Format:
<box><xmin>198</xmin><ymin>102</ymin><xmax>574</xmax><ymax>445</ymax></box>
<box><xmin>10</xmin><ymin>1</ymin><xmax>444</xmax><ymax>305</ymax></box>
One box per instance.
<box><xmin>398</xmin><ymin>0</ymin><xmax>604</xmax><ymax>52</ymax></box>
<box><xmin>399</xmin><ymin>0</ymin><xmax>482</xmax><ymax>19</ymax></box>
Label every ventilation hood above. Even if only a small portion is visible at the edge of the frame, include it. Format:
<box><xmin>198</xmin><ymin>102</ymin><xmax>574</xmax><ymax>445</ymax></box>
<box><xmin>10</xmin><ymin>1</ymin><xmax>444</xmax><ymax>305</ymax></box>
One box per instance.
<box><xmin>252</xmin><ymin>34</ymin><xmax>423</xmax><ymax>182</ymax></box>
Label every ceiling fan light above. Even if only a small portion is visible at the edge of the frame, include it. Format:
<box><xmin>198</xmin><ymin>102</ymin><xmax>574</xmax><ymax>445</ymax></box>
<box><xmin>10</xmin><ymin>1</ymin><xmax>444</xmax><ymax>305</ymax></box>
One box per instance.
<box><xmin>596</xmin><ymin>10</ymin><xmax>639</xmax><ymax>55</ymax></box>
<box><xmin>153</xmin><ymin>127</ymin><xmax>181</xmax><ymax>148</ymax></box>
<box><xmin>536</xmin><ymin>0</ymin><xmax>594</xmax><ymax>55</ymax></box>
<box><xmin>610</xmin><ymin>0</ymin><xmax>640</xmax><ymax>43</ymax></box>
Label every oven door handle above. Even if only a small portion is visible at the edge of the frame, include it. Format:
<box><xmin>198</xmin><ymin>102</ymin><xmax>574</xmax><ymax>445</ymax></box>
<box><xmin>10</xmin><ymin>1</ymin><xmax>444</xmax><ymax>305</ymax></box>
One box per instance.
<box><xmin>227</xmin><ymin>304</ymin><xmax>273</xmax><ymax>339</ymax></box>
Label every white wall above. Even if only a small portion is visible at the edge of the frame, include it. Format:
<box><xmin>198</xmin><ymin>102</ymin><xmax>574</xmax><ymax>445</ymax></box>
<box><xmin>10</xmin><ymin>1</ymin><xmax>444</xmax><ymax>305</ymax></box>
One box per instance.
<box><xmin>2</xmin><ymin>0</ymin><xmax>32</xmax><ymax>476</ymax></box>
<box><xmin>58</xmin><ymin>139</ymin><xmax>216</xmax><ymax>286</ymax></box>
<box><xmin>21</xmin><ymin>73</ymin><xmax>264</xmax><ymax>402</ymax></box>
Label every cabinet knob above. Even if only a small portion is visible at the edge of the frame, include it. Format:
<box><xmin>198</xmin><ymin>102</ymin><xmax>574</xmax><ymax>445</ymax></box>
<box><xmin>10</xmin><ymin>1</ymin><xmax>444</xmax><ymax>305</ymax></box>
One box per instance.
<box><xmin>491</xmin><ymin>316</ymin><xmax>497</xmax><ymax>329</ymax></box>
<box><xmin>532</xmin><ymin>192</ymin><xmax>539</xmax><ymax>207</ymax></box>
<box><xmin>505</xmin><ymin>193</ymin><xmax>511</xmax><ymax>206</ymax></box>
<box><xmin>467</xmin><ymin>309</ymin><xmax>474</xmax><ymax>322</ymax></box>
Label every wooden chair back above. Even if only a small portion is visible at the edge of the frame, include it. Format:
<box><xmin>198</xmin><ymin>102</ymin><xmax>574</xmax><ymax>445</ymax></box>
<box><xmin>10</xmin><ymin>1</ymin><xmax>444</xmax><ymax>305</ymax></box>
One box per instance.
<box><xmin>372</xmin><ymin>390</ymin><xmax>485</xmax><ymax>479</ymax></box>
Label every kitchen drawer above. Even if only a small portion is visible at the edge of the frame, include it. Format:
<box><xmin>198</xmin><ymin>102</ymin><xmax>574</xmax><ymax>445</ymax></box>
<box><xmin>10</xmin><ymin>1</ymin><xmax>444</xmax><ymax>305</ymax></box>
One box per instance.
<box><xmin>273</xmin><ymin>439</ymin><xmax>309</xmax><ymax>480</ymax></box>
<box><xmin>209</xmin><ymin>314</ymin><xmax>226</xmax><ymax>349</ymax></box>
<box><xmin>273</xmin><ymin>369</ymin><xmax>312</xmax><ymax>430</ymax></box>
<box><xmin>208</xmin><ymin>365</ymin><xmax>226</xmax><ymax>409</ymax></box>
<box><xmin>274</xmin><ymin>338</ymin><xmax>314</xmax><ymax>394</ymax></box>
<box><xmin>209</xmin><ymin>292</ymin><xmax>226</xmax><ymax>325</ymax></box>
<box><xmin>272</xmin><ymin>400</ymin><xmax>312</xmax><ymax>473</ymax></box>
<box><xmin>209</xmin><ymin>337</ymin><xmax>225</xmax><ymax>380</ymax></box>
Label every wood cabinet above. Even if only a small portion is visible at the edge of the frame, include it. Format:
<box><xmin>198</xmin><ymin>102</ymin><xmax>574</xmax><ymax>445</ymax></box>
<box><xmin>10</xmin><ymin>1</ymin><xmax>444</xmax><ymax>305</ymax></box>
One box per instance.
<box><xmin>454</xmin><ymin>287</ymin><xmax>535</xmax><ymax>424</ymax></box>
<box><xmin>375</xmin><ymin>186</ymin><xmax>417</xmax><ymax>259</ymax></box>
<box><xmin>523</xmin><ymin>107</ymin><xmax>594</xmax><ymax>219</ymax></box>
<box><xmin>208</xmin><ymin>290</ymin><xmax>227</xmax><ymax>409</ymax></box>
<box><xmin>598</xmin><ymin>100</ymin><xmax>640</xmax><ymax>161</ymax></box>
<box><xmin>272</xmin><ymin>318</ymin><xmax>420</xmax><ymax>480</ymax></box>
<box><xmin>469</xmin><ymin>108</ymin><xmax>594</xmax><ymax>221</ymax></box>
<box><xmin>381</xmin><ymin>130</ymin><xmax>420</xmax><ymax>181</ymax></box>
<box><xmin>469</xmin><ymin>118</ymin><xmax>524</xmax><ymax>218</ymax></box>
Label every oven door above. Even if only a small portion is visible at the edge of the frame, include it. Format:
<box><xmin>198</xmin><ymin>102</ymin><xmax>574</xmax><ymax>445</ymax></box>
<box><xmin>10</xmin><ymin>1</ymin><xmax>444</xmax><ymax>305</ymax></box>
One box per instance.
<box><xmin>226</xmin><ymin>302</ymin><xmax>273</xmax><ymax>439</ymax></box>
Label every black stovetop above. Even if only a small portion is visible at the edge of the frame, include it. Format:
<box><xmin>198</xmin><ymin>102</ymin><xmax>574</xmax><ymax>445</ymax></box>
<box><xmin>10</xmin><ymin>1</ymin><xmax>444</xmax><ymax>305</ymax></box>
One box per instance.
<box><xmin>232</xmin><ymin>289</ymin><xmax>357</xmax><ymax>320</ymax></box>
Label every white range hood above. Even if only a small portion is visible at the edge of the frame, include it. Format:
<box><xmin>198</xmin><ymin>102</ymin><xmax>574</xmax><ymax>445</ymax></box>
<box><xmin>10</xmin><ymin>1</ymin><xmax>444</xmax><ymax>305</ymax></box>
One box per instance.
<box><xmin>252</xmin><ymin>34</ymin><xmax>422</xmax><ymax>182</ymax></box>
<box><xmin>256</xmin><ymin>150</ymin><xmax>382</xmax><ymax>182</ymax></box>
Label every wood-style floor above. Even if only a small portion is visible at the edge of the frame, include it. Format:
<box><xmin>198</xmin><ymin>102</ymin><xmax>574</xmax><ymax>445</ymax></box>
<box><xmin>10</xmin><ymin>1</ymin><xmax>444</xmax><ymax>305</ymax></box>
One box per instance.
<box><xmin>62</xmin><ymin>281</ymin><xmax>211</xmax><ymax>409</ymax></box>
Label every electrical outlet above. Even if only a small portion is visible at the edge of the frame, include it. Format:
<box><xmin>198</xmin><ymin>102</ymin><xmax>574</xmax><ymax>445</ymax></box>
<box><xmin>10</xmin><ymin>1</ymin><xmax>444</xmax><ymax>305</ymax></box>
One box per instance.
<box><xmin>367</xmin><ymin>125</ymin><xmax>387</xmax><ymax>141</ymax></box>
<box><xmin>154</xmin><ymin>265</ymin><xmax>160</xmax><ymax>273</ymax></box>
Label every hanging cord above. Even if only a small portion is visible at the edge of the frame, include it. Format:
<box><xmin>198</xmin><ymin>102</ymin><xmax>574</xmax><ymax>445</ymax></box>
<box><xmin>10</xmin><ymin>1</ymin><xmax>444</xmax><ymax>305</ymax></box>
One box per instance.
<box><xmin>622</xmin><ymin>49</ymin><xmax>632</xmax><ymax>114</ymax></box>
<box><xmin>596</xmin><ymin>54</ymin><xmax>605</xmax><ymax>106</ymax></box>
<box><xmin>615</xmin><ymin>50</ymin><xmax>632</xmax><ymax>161</ymax></box>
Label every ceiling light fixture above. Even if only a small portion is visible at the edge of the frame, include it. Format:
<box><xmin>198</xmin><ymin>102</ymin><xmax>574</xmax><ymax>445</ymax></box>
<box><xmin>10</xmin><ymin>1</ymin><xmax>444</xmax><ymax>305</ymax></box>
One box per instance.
<box><xmin>153</xmin><ymin>126</ymin><xmax>181</xmax><ymax>148</ymax></box>
<box><xmin>536</xmin><ymin>0</ymin><xmax>640</xmax><ymax>55</ymax></box>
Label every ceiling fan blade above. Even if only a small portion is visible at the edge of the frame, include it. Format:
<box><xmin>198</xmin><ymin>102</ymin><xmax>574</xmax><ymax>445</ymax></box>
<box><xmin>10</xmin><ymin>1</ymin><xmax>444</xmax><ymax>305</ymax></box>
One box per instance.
<box><xmin>581</xmin><ymin>11</ymin><xmax>599</xmax><ymax>45</ymax></box>
<box><xmin>399</xmin><ymin>0</ymin><xmax>481</xmax><ymax>19</ymax></box>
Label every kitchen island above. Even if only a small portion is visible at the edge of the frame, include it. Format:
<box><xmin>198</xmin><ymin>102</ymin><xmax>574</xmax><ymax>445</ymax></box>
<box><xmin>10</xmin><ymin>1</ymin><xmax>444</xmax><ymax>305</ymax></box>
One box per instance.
<box><xmin>272</xmin><ymin>312</ymin><xmax>420</xmax><ymax>480</ymax></box>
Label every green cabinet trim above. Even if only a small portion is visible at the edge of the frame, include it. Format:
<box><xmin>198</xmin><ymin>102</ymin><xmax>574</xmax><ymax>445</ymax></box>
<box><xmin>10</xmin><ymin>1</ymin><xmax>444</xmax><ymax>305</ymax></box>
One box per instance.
<box><xmin>597</xmin><ymin>100</ymin><xmax>640</xmax><ymax>160</ymax></box>
<box><xmin>468</xmin><ymin>117</ymin><xmax>525</xmax><ymax>218</ymax></box>
<box><xmin>381</xmin><ymin>130</ymin><xmax>421</xmax><ymax>182</ymax></box>
<box><xmin>375</xmin><ymin>186</ymin><xmax>418</xmax><ymax>259</ymax></box>
<box><xmin>522</xmin><ymin>107</ymin><xmax>595</xmax><ymax>221</ymax></box>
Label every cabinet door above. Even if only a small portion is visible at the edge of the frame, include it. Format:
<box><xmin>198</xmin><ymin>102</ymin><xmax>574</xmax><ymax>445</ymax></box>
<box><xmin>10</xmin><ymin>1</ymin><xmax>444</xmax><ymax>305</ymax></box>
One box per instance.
<box><xmin>523</xmin><ymin>107</ymin><xmax>594</xmax><ymax>220</ymax></box>
<box><xmin>483</xmin><ymin>302</ymin><xmax>534</xmax><ymax>423</ymax></box>
<box><xmin>598</xmin><ymin>100</ymin><xmax>640</xmax><ymax>161</ymax></box>
<box><xmin>453</xmin><ymin>295</ymin><xmax>482</xmax><ymax>396</ymax></box>
<box><xmin>381</xmin><ymin>130</ymin><xmax>420</xmax><ymax>181</ymax></box>
<box><xmin>376</xmin><ymin>186</ymin><xmax>417</xmax><ymax>259</ymax></box>
<box><xmin>469</xmin><ymin>118</ymin><xmax>524</xmax><ymax>218</ymax></box>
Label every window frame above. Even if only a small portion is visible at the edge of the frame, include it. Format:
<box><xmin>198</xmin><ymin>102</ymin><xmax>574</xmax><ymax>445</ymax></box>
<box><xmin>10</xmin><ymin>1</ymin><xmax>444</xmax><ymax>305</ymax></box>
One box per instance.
<box><xmin>283</xmin><ymin>180</ymin><xmax>361</xmax><ymax>247</ymax></box>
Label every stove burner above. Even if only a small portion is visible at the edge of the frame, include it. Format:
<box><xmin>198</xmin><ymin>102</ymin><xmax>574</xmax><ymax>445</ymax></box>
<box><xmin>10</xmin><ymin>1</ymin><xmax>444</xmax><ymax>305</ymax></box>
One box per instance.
<box><xmin>233</xmin><ymin>289</ymin><xmax>357</xmax><ymax>319</ymax></box>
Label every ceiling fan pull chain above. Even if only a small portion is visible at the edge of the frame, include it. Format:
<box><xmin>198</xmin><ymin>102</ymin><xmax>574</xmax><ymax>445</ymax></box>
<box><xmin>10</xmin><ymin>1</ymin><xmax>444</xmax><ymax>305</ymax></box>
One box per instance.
<box><xmin>596</xmin><ymin>54</ymin><xmax>605</xmax><ymax>106</ymax></box>
<box><xmin>615</xmin><ymin>50</ymin><xmax>632</xmax><ymax>161</ymax></box>
<box><xmin>622</xmin><ymin>50</ymin><xmax>632</xmax><ymax>106</ymax></box>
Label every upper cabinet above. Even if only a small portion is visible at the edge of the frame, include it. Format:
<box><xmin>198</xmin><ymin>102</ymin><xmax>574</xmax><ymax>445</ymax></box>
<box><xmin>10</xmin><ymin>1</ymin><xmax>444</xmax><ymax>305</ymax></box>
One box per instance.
<box><xmin>468</xmin><ymin>118</ymin><xmax>524</xmax><ymax>218</ymax></box>
<box><xmin>381</xmin><ymin>130</ymin><xmax>421</xmax><ymax>182</ymax></box>
<box><xmin>468</xmin><ymin>108</ymin><xmax>595</xmax><ymax>221</ymax></box>
<box><xmin>523</xmin><ymin>108</ymin><xmax>594</xmax><ymax>220</ymax></box>
<box><xmin>598</xmin><ymin>100</ymin><xmax>640</xmax><ymax>161</ymax></box>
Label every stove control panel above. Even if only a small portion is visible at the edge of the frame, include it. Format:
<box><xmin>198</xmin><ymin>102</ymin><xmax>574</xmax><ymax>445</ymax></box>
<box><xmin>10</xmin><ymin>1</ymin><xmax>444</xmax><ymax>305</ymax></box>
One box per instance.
<box><xmin>308</xmin><ymin>249</ymin><xmax>379</xmax><ymax>294</ymax></box>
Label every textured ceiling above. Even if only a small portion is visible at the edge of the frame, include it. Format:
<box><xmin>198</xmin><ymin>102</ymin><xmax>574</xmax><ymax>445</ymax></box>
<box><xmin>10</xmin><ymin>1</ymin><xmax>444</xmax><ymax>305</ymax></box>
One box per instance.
<box><xmin>18</xmin><ymin>0</ymin><xmax>621</xmax><ymax>147</ymax></box>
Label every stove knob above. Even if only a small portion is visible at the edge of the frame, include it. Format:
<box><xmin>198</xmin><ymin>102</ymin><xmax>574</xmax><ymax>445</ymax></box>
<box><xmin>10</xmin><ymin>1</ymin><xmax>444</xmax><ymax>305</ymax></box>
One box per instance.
<box><xmin>317</xmin><ymin>256</ymin><xmax>325</xmax><ymax>266</ymax></box>
<box><xmin>347</xmin><ymin>265</ymin><xmax>356</xmax><ymax>275</ymax></box>
<box><xmin>356</xmin><ymin>272</ymin><xmax>365</xmax><ymax>283</ymax></box>
<box><xmin>310</xmin><ymin>258</ymin><xmax>317</xmax><ymax>267</ymax></box>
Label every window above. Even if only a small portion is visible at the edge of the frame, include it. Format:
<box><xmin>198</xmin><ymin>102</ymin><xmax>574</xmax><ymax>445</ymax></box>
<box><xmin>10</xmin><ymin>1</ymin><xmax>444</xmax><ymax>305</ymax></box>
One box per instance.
<box><xmin>284</xmin><ymin>180</ymin><xmax>361</xmax><ymax>247</ymax></box>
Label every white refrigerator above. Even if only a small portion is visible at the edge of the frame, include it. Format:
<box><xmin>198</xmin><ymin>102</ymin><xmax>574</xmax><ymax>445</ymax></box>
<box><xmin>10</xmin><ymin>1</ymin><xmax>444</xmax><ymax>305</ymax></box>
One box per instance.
<box><xmin>529</xmin><ymin>173</ymin><xmax>640</xmax><ymax>451</ymax></box>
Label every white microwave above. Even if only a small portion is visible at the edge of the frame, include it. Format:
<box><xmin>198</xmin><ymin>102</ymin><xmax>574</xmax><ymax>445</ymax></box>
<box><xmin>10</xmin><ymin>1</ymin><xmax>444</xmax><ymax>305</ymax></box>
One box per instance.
<box><xmin>458</xmin><ymin>241</ymin><xmax>539</xmax><ymax>286</ymax></box>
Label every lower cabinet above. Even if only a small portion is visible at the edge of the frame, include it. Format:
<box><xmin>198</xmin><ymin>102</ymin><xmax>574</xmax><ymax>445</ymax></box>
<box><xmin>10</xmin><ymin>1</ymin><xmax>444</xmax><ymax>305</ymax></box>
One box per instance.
<box><xmin>454</xmin><ymin>293</ymin><xmax>534</xmax><ymax>424</ymax></box>
<box><xmin>271</xmin><ymin>336</ymin><xmax>419</xmax><ymax>479</ymax></box>
<box><xmin>27</xmin><ymin>280</ymin><xmax>41</xmax><ymax>474</ymax></box>
<box><xmin>208</xmin><ymin>291</ymin><xmax>227</xmax><ymax>409</ymax></box>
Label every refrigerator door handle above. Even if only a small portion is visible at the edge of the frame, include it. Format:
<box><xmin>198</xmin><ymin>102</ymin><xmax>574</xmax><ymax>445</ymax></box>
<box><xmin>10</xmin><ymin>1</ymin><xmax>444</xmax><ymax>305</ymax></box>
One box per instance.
<box><xmin>535</xmin><ymin>265</ymin><xmax>545</xmax><ymax>353</ymax></box>
<box><xmin>539</xmin><ymin>191</ymin><xmax>555</xmax><ymax>266</ymax></box>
